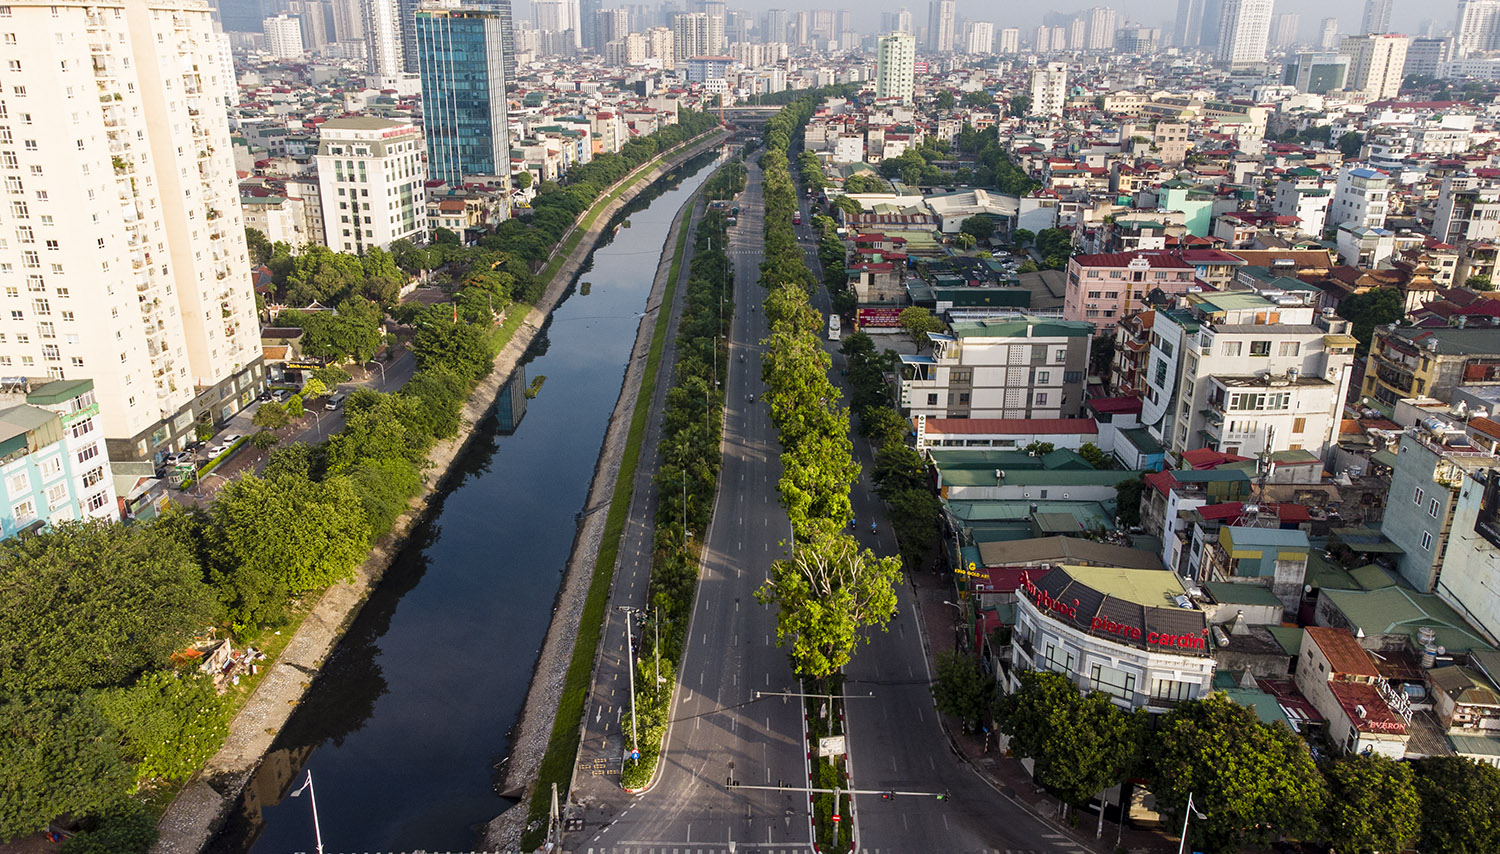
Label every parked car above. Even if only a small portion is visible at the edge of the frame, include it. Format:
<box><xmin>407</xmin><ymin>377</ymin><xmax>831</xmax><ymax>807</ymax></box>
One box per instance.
<box><xmin>272</xmin><ymin>389</ymin><xmax>290</xmax><ymax>403</ymax></box>
<box><xmin>208</xmin><ymin>434</ymin><xmax>242</xmax><ymax>456</ymax></box>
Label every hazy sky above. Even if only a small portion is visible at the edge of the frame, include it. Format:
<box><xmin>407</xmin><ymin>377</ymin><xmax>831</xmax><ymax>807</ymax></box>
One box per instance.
<box><xmin>571</xmin><ymin>0</ymin><xmax>1442</xmax><ymax>43</ymax></box>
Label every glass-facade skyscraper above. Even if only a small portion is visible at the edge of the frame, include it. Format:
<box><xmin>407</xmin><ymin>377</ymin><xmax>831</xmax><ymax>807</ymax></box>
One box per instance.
<box><xmin>415</xmin><ymin>6</ymin><xmax>511</xmax><ymax>184</ymax></box>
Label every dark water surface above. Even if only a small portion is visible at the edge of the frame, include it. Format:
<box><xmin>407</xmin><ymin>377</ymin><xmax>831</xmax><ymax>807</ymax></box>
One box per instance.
<box><xmin>207</xmin><ymin>151</ymin><xmax>720</xmax><ymax>854</ymax></box>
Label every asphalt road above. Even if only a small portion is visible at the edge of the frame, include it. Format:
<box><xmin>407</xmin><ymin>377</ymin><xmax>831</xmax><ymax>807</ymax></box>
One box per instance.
<box><xmin>566</xmin><ymin>161</ymin><xmax>1085</xmax><ymax>854</ymax></box>
<box><xmin>574</xmin><ymin>157</ymin><xmax>817</xmax><ymax>854</ymax></box>
<box><xmin>791</xmin><ymin>187</ymin><xmax>1089</xmax><ymax>854</ymax></box>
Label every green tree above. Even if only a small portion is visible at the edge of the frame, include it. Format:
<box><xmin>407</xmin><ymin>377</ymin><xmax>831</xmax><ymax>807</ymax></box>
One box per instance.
<box><xmin>932</xmin><ymin>650</ymin><xmax>995</xmax><ymax>731</ymax></box>
<box><xmin>886</xmin><ymin>486</ymin><xmax>941</xmax><ymax>573</ymax></box>
<box><xmin>208</xmin><ymin>473</ymin><xmax>369</xmax><ymax>620</ymax></box>
<box><xmin>93</xmin><ymin>671</ymin><xmax>230</xmax><ymax>785</ymax></box>
<box><xmin>1337</xmin><ymin>287</ymin><xmax>1405</xmax><ymax>356</ymax></box>
<box><xmin>285</xmin><ymin>393</ymin><xmax>304</xmax><ymax>418</ymax></box>
<box><xmin>756</xmin><ymin>531</ymin><xmax>902</xmax><ymax>681</ymax></box>
<box><xmin>962</xmin><ymin>90</ymin><xmax>995</xmax><ymax>109</ymax></box>
<box><xmin>1412</xmin><ymin>755</ymin><xmax>1500</xmax><ymax>854</ymax></box>
<box><xmin>1077</xmin><ymin>443</ymin><xmax>1113</xmax><ymax>470</ymax></box>
<box><xmin>0</xmin><ymin>692</ymin><xmax>131</xmax><ymax>841</ymax></box>
<box><xmin>1115</xmin><ymin>476</ymin><xmax>1145</xmax><ymax>527</ymax></box>
<box><xmin>897</xmin><ymin>306</ymin><xmax>945</xmax><ymax>350</ymax></box>
<box><xmin>60</xmin><ymin>800</ymin><xmax>158</xmax><ymax>854</ymax></box>
<box><xmin>313</xmin><ymin>365</ymin><xmax>352</xmax><ymax>388</ymax></box>
<box><xmin>1012</xmin><ymin>228</ymin><xmax>1035</xmax><ymax>247</ymax></box>
<box><xmin>830</xmin><ymin>195</ymin><xmax>862</xmax><ymax>220</ymax></box>
<box><xmin>1321</xmin><ymin>753</ymin><xmax>1421</xmax><ymax>854</ymax></box>
<box><xmin>251</xmin><ymin>401</ymin><xmax>290</xmax><ymax>430</ymax></box>
<box><xmin>872</xmin><ymin>443</ymin><xmax>928</xmax><ymax>499</ymax></box>
<box><xmin>956</xmin><ymin>232</ymin><xmax>976</xmax><ymax>250</ymax></box>
<box><xmin>935</xmin><ymin>90</ymin><xmax>956</xmax><ymax>110</ymax></box>
<box><xmin>960</xmin><ymin>215</ymin><xmax>996</xmax><ymax>242</ymax></box>
<box><xmin>996</xmin><ymin>671</ymin><xmax>1141</xmax><ymax>813</ymax></box>
<box><xmin>1339</xmin><ymin>131</ymin><xmax>1365</xmax><ymax>159</ymax></box>
<box><xmin>249</xmin><ymin>430</ymin><xmax>280</xmax><ymax>450</ymax></box>
<box><xmin>1022</xmin><ymin>441</ymin><xmax>1055</xmax><ymax>456</ymax></box>
<box><xmin>345</xmin><ymin>457</ymin><xmax>422</xmax><ymax>541</ymax></box>
<box><xmin>514</xmin><ymin>170</ymin><xmax>533</xmax><ymax>189</ymax></box>
<box><xmin>1007</xmin><ymin>94</ymin><xmax>1032</xmax><ymax>117</ymax></box>
<box><xmin>1144</xmin><ymin>694</ymin><xmax>1324</xmax><ymax>853</ymax></box>
<box><xmin>1467</xmin><ymin>274</ymin><xmax>1494</xmax><ymax>291</ymax></box>
<box><xmin>300</xmin><ymin>377</ymin><xmax>330</xmax><ymax>401</ymax></box>
<box><xmin>244</xmin><ymin>227</ymin><xmax>272</xmax><ymax>266</ymax></box>
<box><xmin>0</xmin><ymin>522</ymin><xmax>218</xmax><ymax>693</ymax></box>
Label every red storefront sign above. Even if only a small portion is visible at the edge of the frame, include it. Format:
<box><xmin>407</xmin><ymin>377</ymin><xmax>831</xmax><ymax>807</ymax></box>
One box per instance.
<box><xmin>1019</xmin><ymin>572</ymin><xmax>1206</xmax><ymax>652</ymax></box>
<box><xmin>857</xmin><ymin>307</ymin><xmax>903</xmax><ymax>328</ymax></box>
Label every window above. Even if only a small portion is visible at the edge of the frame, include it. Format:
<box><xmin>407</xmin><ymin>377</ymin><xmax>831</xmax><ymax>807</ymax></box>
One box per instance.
<box><xmin>1249</xmin><ymin>340</ymin><xmax>1272</xmax><ymax>356</ymax></box>
<box><xmin>76</xmin><ymin>442</ymin><xmax>97</xmax><ymax>464</ymax></box>
<box><xmin>11</xmin><ymin>498</ymin><xmax>33</xmax><ymax>523</ymax></box>
<box><xmin>927</xmin><ymin>393</ymin><xmax>938</xmax><ymax>406</ymax></box>
<box><xmin>1151</xmin><ymin>678</ymin><xmax>1194</xmax><ymax>704</ymax></box>
<box><xmin>1279</xmin><ymin>341</ymin><xmax>1300</xmax><ymax>357</ymax></box>
<box><xmin>1292</xmin><ymin>417</ymin><xmax>1306</xmax><ymax>433</ymax></box>
<box><xmin>1222</xmin><ymin>341</ymin><xmax>1242</xmax><ymax>357</ymax></box>
<box><xmin>1034</xmin><ymin>392</ymin><xmax>1049</xmax><ymax>406</ymax></box>
<box><xmin>81</xmin><ymin>466</ymin><xmax>104</xmax><ymax>488</ymax></box>
<box><xmin>1421</xmin><ymin>531</ymin><xmax>1433</xmax><ymax>551</ymax></box>
<box><xmin>950</xmin><ymin>369</ymin><xmax>971</xmax><ymax>385</ymax></box>
<box><xmin>68</xmin><ymin>416</ymin><xmax>92</xmax><ymax>438</ymax></box>
<box><xmin>1036</xmin><ymin>370</ymin><xmax>1051</xmax><ymax>384</ymax></box>
<box><xmin>1430</xmin><ymin>498</ymin><xmax>1441</xmax><ymax>518</ymax></box>
<box><xmin>1414</xmin><ymin>487</ymin><xmax>1425</xmax><ymax>505</ymax></box>
<box><xmin>6</xmin><ymin>471</ymin><xmax>27</xmax><ymax>495</ymax></box>
<box><xmin>1044</xmin><ymin>643</ymin><xmax>1075</xmax><ymax>676</ymax></box>
<box><xmin>45</xmin><ymin>482</ymin><xmax>65</xmax><ymax>510</ymax></box>
<box><xmin>1054</xmin><ymin>349</ymin><xmax>1066</xmax><ymax>363</ymax></box>
<box><xmin>39</xmin><ymin>456</ymin><xmax>59</xmax><ymax>479</ymax></box>
<box><xmin>1090</xmin><ymin>663</ymin><xmax>1138</xmax><ymax>702</ymax></box>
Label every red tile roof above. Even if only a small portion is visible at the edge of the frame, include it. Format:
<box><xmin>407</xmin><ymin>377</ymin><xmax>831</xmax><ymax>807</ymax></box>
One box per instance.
<box><xmin>1329</xmin><ymin>681</ymin><xmax>1408</xmax><ymax>734</ymax></box>
<box><xmin>1181</xmin><ymin>448</ymin><xmax>1250</xmax><ymax>469</ymax></box>
<box><xmin>1072</xmin><ymin>252</ymin><xmax>1193</xmax><ymax>269</ymax></box>
<box><xmin>1087</xmin><ymin>396</ymin><xmax>1143</xmax><ymax>415</ymax></box>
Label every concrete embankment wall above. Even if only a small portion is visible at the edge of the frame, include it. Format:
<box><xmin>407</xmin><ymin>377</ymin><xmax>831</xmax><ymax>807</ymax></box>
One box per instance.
<box><xmin>150</xmin><ymin>130</ymin><xmax>727</xmax><ymax>854</ymax></box>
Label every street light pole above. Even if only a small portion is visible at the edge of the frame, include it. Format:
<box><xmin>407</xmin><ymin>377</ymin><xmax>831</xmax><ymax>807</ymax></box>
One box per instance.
<box><xmin>366</xmin><ymin>359</ymin><xmax>387</xmax><ymax>386</ymax></box>
<box><xmin>1177</xmin><ymin>792</ymin><xmax>1205</xmax><ymax>854</ymax></box>
<box><xmin>618</xmin><ymin>606</ymin><xmax>639</xmax><ymax>763</ymax></box>
<box><xmin>288</xmin><ymin>770</ymin><xmax>325</xmax><ymax>854</ymax></box>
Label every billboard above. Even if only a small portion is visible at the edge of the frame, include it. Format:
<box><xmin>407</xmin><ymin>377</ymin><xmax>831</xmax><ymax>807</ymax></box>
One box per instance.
<box><xmin>1474</xmin><ymin>469</ymin><xmax>1500</xmax><ymax>549</ymax></box>
<box><xmin>856</xmin><ymin>307</ymin><xmax>903</xmax><ymax>329</ymax></box>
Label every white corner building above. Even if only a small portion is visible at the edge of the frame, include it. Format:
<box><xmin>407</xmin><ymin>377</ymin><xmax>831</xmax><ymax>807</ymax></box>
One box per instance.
<box><xmin>315</xmin><ymin>117</ymin><xmax>428</xmax><ymax>252</ymax></box>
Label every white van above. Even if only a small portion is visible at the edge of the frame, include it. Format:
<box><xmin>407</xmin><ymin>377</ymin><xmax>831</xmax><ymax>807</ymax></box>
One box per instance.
<box><xmin>326</xmin><ymin>392</ymin><xmax>347</xmax><ymax>411</ymax></box>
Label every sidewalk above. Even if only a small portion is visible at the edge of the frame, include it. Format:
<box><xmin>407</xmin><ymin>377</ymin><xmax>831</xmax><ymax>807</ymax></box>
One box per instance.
<box><xmin>909</xmin><ymin>567</ymin><xmax>1178</xmax><ymax>854</ymax></box>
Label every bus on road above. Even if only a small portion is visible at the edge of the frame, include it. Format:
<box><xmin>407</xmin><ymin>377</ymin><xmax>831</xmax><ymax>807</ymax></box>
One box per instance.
<box><xmin>793</xmin><ymin>210</ymin><xmax>802</xmax><ymax>226</ymax></box>
<box><xmin>828</xmin><ymin>313</ymin><xmax>841</xmax><ymax>340</ymax></box>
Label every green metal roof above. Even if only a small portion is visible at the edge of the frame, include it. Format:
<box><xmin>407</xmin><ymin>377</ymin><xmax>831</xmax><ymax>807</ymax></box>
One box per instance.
<box><xmin>1320</xmin><ymin>586</ymin><xmax>1494</xmax><ymax>653</ymax></box>
<box><xmin>25</xmin><ymin>378</ymin><xmax>92</xmax><ymax>406</ymax></box>
<box><xmin>1203</xmin><ymin>580</ymin><xmax>1283</xmax><ymax>607</ymax></box>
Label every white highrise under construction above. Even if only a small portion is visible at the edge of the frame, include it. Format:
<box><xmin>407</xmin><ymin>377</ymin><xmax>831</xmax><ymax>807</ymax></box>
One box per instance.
<box><xmin>1029</xmin><ymin>61</ymin><xmax>1068</xmax><ymax>116</ymax></box>
<box><xmin>0</xmin><ymin>0</ymin><xmax>263</xmax><ymax>460</ymax></box>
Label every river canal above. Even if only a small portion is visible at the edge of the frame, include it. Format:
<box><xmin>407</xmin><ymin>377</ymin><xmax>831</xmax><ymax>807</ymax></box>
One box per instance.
<box><xmin>207</xmin><ymin>149</ymin><xmax>720</xmax><ymax>854</ymax></box>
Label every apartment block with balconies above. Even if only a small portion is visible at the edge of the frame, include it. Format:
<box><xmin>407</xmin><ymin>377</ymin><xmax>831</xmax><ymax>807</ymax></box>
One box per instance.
<box><xmin>0</xmin><ymin>0</ymin><xmax>263</xmax><ymax>462</ymax></box>
<box><xmin>1362</xmin><ymin>326</ymin><xmax>1500</xmax><ymax>412</ymax></box>
<box><xmin>1140</xmin><ymin>289</ymin><xmax>1358</xmax><ymax>462</ymax></box>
